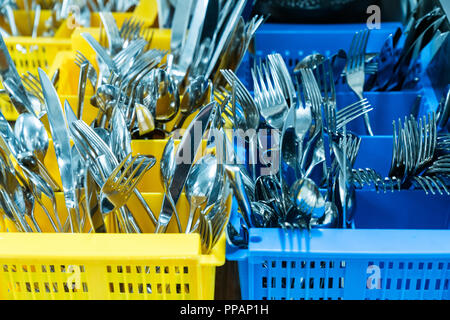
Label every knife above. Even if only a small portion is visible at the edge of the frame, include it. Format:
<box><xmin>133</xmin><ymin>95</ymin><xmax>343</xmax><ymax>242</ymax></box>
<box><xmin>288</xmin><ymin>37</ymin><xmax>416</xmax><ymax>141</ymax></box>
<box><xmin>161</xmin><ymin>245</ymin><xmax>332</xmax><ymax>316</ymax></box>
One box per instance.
<box><xmin>0</xmin><ymin>34</ymin><xmax>35</xmax><ymax>115</ymax></box>
<box><xmin>205</xmin><ymin>0</ymin><xmax>248</xmax><ymax>79</ymax></box>
<box><xmin>199</xmin><ymin>0</ymin><xmax>219</xmax><ymax>44</ymax></box>
<box><xmin>173</xmin><ymin>0</ymin><xmax>210</xmax><ymax>83</ymax></box>
<box><xmin>155</xmin><ymin>101</ymin><xmax>217</xmax><ymax>233</ymax></box>
<box><xmin>170</xmin><ymin>0</ymin><xmax>194</xmax><ymax>62</ymax></box>
<box><xmin>81</xmin><ymin>32</ymin><xmax>117</xmax><ymax>74</ymax></box>
<box><xmin>38</xmin><ymin>68</ymin><xmax>81</xmax><ymax>233</ymax></box>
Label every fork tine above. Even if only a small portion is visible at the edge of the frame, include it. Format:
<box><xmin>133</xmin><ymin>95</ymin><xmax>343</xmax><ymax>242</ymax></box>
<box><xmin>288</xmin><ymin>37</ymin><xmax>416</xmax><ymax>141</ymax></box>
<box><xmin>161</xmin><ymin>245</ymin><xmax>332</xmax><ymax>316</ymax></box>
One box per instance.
<box><xmin>426</xmin><ymin>176</ymin><xmax>443</xmax><ymax>195</ymax></box>
<box><xmin>347</xmin><ymin>31</ymin><xmax>359</xmax><ymax>71</ymax></box>
<box><xmin>107</xmin><ymin>153</ymin><xmax>132</xmax><ymax>186</ymax></box>
<box><xmin>422</xmin><ymin>176</ymin><xmax>436</xmax><ymax>195</ymax></box>
<box><xmin>123</xmin><ymin>156</ymin><xmax>146</xmax><ymax>186</ymax></box>
<box><xmin>127</xmin><ymin>158</ymin><xmax>153</xmax><ymax>190</ymax></box>
<box><xmin>360</xmin><ymin>29</ymin><xmax>370</xmax><ymax>68</ymax></box>
<box><xmin>337</xmin><ymin>106</ymin><xmax>373</xmax><ymax>130</ymax></box>
<box><xmin>355</xmin><ymin>31</ymin><xmax>366</xmax><ymax>70</ymax></box>
<box><xmin>336</xmin><ymin>100</ymin><xmax>371</xmax><ymax>121</ymax></box>
<box><xmin>434</xmin><ymin>176</ymin><xmax>450</xmax><ymax>195</ymax></box>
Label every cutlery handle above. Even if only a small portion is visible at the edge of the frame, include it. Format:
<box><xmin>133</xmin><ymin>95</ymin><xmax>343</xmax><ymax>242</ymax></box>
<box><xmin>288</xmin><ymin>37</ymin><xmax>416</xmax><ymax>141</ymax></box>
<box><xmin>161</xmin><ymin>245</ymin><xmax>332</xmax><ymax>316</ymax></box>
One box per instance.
<box><xmin>36</xmin><ymin>159</ymin><xmax>61</xmax><ymax>192</ymax></box>
<box><xmin>77</xmin><ymin>62</ymin><xmax>89</xmax><ymax>120</ymax></box>
<box><xmin>66</xmin><ymin>206</ymin><xmax>81</xmax><ymax>233</ymax></box>
<box><xmin>185</xmin><ymin>204</ymin><xmax>197</xmax><ymax>234</ymax></box>
<box><xmin>133</xmin><ymin>188</ymin><xmax>157</xmax><ymax>226</ymax></box>
<box><xmin>172</xmin><ymin>113</ymin><xmax>188</xmax><ymax>131</ymax></box>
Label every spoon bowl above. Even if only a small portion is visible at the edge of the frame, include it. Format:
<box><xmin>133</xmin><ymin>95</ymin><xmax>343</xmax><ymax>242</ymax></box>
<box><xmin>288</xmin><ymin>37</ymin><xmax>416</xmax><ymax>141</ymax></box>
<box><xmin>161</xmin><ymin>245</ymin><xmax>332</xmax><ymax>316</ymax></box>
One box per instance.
<box><xmin>185</xmin><ymin>154</ymin><xmax>217</xmax><ymax>233</ymax></box>
<box><xmin>14</xmin><ymin>113</ymin><xmax>49</xmax><ymax>161</ymax></box>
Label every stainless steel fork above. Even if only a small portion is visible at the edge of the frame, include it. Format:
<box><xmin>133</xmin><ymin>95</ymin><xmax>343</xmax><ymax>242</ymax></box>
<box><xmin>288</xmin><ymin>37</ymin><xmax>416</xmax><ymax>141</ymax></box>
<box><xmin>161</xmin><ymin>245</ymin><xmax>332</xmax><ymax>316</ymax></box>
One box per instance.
<box><xmin>252</xmin><ymin>60</ymin><xmax>289</xmax><ymax>131</ymax></box>
<box><xmin>100</xmin><ymin>153</ymin><xmax>153</xmax><ymax>232</ymax></box>
<box><xmin>75</xmin><ymin>51</ymin><xmax>98</xmax><ymax>89</ymax></box>
<box><xmin>346</xmin><ymin>29</ymin><xmax>374</xmax><ymax>136</ymax></box>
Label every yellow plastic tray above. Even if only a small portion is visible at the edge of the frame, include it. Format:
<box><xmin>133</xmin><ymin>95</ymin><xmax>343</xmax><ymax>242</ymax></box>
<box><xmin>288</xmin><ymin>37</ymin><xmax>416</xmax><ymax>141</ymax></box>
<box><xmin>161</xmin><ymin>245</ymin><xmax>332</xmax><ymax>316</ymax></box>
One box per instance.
<box><xmin>56</xmin><ymin>27</ymin><xmax>171</xmax><ymax>96</ymax></box>
<box><xmin>0</xmin><ymin>139</ymin><xmax>228</xmax><ymax>300</ymax></box>
<box><xmin>14</xmin><ymin>0</ymin><xmax>159</xmax><ymax>26</ymax></box>
<box><xmin>0</xmin><ymin>6</ymin><xmax>162</xmax><ymax>120</ymax></box>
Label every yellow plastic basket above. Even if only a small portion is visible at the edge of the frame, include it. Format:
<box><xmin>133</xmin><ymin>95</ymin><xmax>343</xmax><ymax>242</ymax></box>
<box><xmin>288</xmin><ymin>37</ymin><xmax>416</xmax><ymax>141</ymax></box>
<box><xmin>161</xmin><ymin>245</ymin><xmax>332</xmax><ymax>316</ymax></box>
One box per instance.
<box><xmin>14</xmin><ymin>0</ymin><xmax>159</xmax><ymax>26</ymax></box>
<box><xmin>0</xmin><ymin>139</ymin><xmax>228</xmax><ymax>300</ymax></box>
<box><xmin>0</xmin><ymin>6</ymin><xmax>161</xmax><ymax>121</ymax></box>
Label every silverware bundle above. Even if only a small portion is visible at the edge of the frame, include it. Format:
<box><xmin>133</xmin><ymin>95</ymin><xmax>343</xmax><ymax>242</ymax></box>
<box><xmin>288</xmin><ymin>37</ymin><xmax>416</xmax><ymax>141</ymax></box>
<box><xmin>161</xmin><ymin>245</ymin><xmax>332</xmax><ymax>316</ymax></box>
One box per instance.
<box><xmin>0</xmin><ymin>1</ymin><xmax>264</xmax><ymax>255</ymax></box>
<box><xmin>223</xmin><ymin>45</ymin><xmax>449</xmax><ymax>247</ymax></box>
<box><xmin>0</xmin><ymin>0</ymin><xmax>144</xmax><ymax>38</ymax></box>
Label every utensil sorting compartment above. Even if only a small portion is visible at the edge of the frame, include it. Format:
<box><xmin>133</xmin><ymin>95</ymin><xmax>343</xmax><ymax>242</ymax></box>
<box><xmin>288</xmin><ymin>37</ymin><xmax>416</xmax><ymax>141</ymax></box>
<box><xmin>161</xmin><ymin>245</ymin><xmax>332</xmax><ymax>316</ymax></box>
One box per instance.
<box><xmin>228</xmin><ymin>190</ymin><xmax>450</xmax><ymax>300</ymax></box>
<box><xmin>228</xmin><ymin>227</ymin><xmax>450</xmax><ymax>300</ymax></box>
<box><xmin>0</xmin><ymin>140</ymin><xmax>228</xmax><ymax>300</ymax></box>
<box><xmin>238</xmin><ymin>22</ymin><xmax>403</xmax><ymax>89</ymax></box>
<box><xmin>0</xmin><ymin>7</ymin><xmax>161</xmax><ymax>121</ymax></box>
<box><xmin>228</xmin><ymin>21</ymin><xmax>450</xmax><ymax>300</ymax></box>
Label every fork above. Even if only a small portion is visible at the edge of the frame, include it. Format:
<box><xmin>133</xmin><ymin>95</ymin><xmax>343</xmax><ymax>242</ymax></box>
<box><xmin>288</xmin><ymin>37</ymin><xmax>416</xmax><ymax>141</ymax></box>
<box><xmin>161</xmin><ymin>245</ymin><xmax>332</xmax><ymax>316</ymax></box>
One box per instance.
<box><xmin>412</xmin><ymin>175</ymin><xmax>449</xmax><ymax>195</ymax></box>
<box><xmin>197</xmin><ymin>202</ymin><xmax>230</xmax><ymax>254</ymax></box>
<box><xmin>346</xmin><ymin>29</ymin><xmax>374</xmax><ymax>136</ymax></box>
<box><xmin>100</xmin><ymin>153</ymin><xmax>153</xmax><ymax>233</ymax></box>
<box><xmin>298</xmin><ymin>68</ymin><xmax>326</xmax><ymax>178</ymax></box>
<box><xmin>75</xmin><ymin>51</ymin><xmax>98</xmax><ymax>89</ymax></box>
<box><xmin>335</xmin><ymin>99</ymin><xmax>374</xmax><ymax>130</ymax></box>
<box><xmin>22</xmin><ymin>71</ymin><xmax>44</xmax><ymax>103</ymax></box>
<box><xmin>70</xmin><ymin>120</ymin><xmax>158</xmax><ymax>230</ymax></box>
<box><xmin>120</xmin><ymin>17</ymin><xmax>147</xmax><ymax>48</ymax></box>
<box><xmin>389</xmin><ymin>113</ymin><xmax>437</xmax><ymax>181</ymax></box>
<box><xmin>252</xmin><ymin>60</ymin><xmax>289</xmax><ymax>131</ymax></box>
<box><xmin>267</xmin><ymin>53</ymin><xmax>296</xmax><ymax>108</ymax></box>
<box><xmin>352</xmin><ymin>168</ymin><xmax>402</xmax><ymax>193</ymax></box>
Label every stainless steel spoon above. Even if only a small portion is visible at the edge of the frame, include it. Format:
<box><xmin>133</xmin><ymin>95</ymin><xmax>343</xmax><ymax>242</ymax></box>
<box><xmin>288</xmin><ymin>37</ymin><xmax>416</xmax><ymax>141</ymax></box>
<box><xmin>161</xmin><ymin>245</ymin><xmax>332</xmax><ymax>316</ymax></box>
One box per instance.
<box><xmin>185</xmin><ymin>154</ymin><xmax>217</xmax><ymax>233</ymax></box>
<box><xmin>160</xmin><ymin>136</ymin><xmax>182</xmax><ymax>233</ymax></box>
<box><xmin>14</xmin><ymin>113</ymin><xmax>49</xmax><ymax>162</ymax></box>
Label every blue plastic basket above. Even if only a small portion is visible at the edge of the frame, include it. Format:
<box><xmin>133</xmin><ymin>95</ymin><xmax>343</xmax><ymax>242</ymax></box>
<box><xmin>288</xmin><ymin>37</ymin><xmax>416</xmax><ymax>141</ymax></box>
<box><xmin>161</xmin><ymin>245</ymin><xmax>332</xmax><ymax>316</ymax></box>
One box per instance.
<box><xmin>228</xmin><ymin>226</ymin><xmax>450</xmax><ymax>300</ymax></box>
<box><xmin>227</xmin><ymin>190</ymin><xmax>450</xmax><ymax>300</ymax></box>
<box><xmin>236</xmin><ymin>22</ymin><xmax>404</xmax><ymax>89</ymax></box>
<box><xmin>228</xmin><ymin>22</ymin><xmax>450</xmax><ymax>300</ymax></box>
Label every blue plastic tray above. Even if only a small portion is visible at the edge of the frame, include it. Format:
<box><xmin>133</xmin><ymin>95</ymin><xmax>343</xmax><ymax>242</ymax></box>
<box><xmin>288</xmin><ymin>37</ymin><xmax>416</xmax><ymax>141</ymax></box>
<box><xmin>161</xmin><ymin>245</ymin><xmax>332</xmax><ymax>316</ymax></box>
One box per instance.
<box><xmin>229</xmin><ymin>22</ymin><xmax>450</xmax><ymax>300</ymax></box>
<box><xmin>236</xmin><ymin>22</ymin><xmax>403</xmax><ymax>89</ymax></box>
<box><xmin>228</xmin><ymin>226</ymin><xmax>450</xmax><ymax>300</ymax></box>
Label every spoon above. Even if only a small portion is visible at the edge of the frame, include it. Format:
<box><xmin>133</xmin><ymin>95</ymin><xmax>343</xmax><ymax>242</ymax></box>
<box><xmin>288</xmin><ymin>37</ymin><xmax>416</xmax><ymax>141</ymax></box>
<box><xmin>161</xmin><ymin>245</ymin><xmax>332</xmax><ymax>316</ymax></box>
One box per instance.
<box><xmin>152</xmin><ymin>69</ymin><xmax>180</xmax><ymax>123</ymax></box>
<box><xmin>294</xmin><ymin>53</ymin><xmax>325</xmax><ymax>74</ymax></box>
<box><xmin>251</xmin><ymin>201</ymin><xmax>277</xmax><ymax>228</ymax></box>
<box><xmin>185</xmin><ymin>154</ymin><xmax>217</xmax><ymax>233</ymax></box>
<box><xmin>160</xmin><ymin>137</ymin><xmax>182</xmax><ymax>233</ymax></box>
<box><xmin>311</xmin><ymin>201</ymin><xmax>338</xmax><ymax>228</ymax></box>
<box><xmin>14</xmin><ymin>113</ymin><xmax>49</xmax><ymax>162</ymax></box>
<box><xmin>172</xmin><ymin>76</ymin><xmax>207</xmax><ymax>130</ymax></box>
<box><xmin>289</xmin><ymin>177</ymin><xmax>325</xmax><ymax>220</ymax></box>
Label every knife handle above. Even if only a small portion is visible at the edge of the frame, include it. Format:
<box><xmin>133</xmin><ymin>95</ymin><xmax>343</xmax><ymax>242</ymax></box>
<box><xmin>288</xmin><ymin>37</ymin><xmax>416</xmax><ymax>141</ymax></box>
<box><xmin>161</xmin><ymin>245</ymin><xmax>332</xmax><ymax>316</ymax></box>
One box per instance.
<box><xmin>66</xmin><ymin>206</ymin><xmax>81</xmax><ymax>233</ymax></box>
<box><xmin>36</xmin><ymin>159</ymin><xmax>61</xmax><ymax>192</ymax></box>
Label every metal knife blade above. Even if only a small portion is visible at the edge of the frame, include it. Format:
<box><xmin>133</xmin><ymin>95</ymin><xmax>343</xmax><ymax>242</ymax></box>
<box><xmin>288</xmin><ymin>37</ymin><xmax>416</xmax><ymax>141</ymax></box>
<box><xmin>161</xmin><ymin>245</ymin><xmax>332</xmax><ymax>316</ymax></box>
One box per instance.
<box><xmin>38</xmin><ymin>68</ymin><xmax>80</xmax><ymax>233</ymax></box>
<box><xmin>199</xmin><ymin>0</ymin><xmax>219</xmax><ymax>44</ymax></box>
<box><xmin>0</xmin><ymin>34</ymin><xmax>34</xmax><ymax>115</ymax></box>
<box><xmin>155</xmin><ymin>101</ymin><xmax>217</xmax><ymax>233</ymax></box>
<box><xmin>175</xmin><ymin>0</ymin><xmax>210</xmax><ymax>80</ymax></box>
<box><xmin>81</xmin><ymin>32</ymin><xmax>117</xmax><ymax>74</ymax></box>
<box><xmin>170</xmin><ymin>0</ymin><xmax>194</xmax><ymax>60</ymax></box>
<box><xmin>205</xmin><ymin>0</ymin><xmax>248</xmax><ymax>79</ymax></box>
